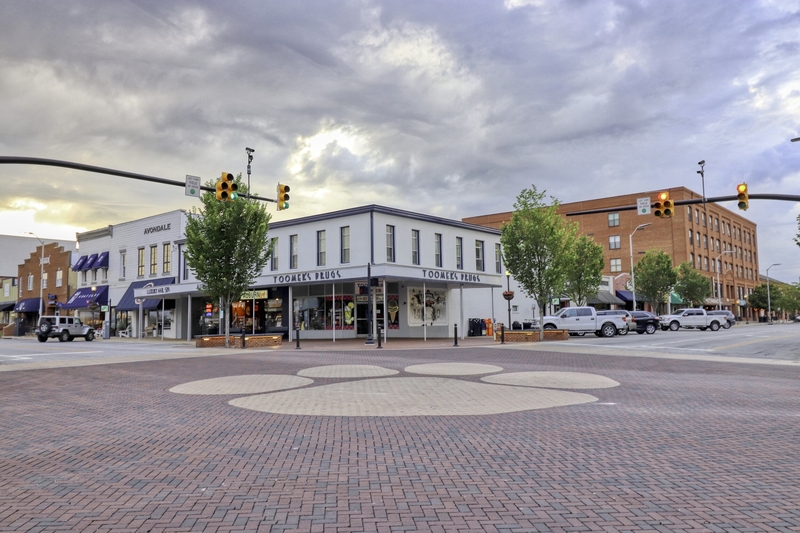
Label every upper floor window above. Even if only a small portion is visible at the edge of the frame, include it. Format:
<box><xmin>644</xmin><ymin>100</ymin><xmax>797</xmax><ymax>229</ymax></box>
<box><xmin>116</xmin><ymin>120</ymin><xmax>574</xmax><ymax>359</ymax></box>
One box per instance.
<box><xmin>183</xmin><ymin>251</ymin><xmax>190</xmax><ymax>280</ymax></box>
<box><xmin>610</xmin><ymin>258</ymin><xmax>622</xmax><ymax>272</ymax></box>
<box><xmin>690</xmin><ymin>253</ymin><xmax>695</xmax><ymax>268</ymax></box>
<box><xmin>271</xmin><ymin>238</ymin><xmax>279</xmax><ymax>270</ymax></box>
<box><xmin>495</xmin><ymin>243</ymin><xmax>502</xmax><ymax>273</ymax></box>
<box><xmin>3</xmin><ymin>281</ymin><xmax>9</xmax><ymax>298</ymax></box>
<box><xmin>715</xmin><ymin>218</ymin><xmax>719</xmax><ymax>232</ymax></box>
<box><xmin>27</xmin><ymin>273</ymin><xmax>33</xmax><ymax>291</ymax></box>
<box><xmin>340</xmin><ymin>227</ymin><xmax>350</xmax><ymax>264</ymax></box>
<box><xmin>695</xmin><ymin>209</ymin><xmax>700</xmax><ymax>224</ymax></box>
<box><xmin>687</xmin><ymin>207</ymin><xmax>692</xmax><ymax>221</ymax></box>
<box><xmin>42</xmin><ymin>272</ymin><xmax>48</xmax><ymax>289</ymax></box>
<box><xmin>456</xmin><ymin>237</ymin><xmax>463</xmax><ymax>270</ymax></box>
<box><xmin>317</xmin><ymin>230</ymin><xmax>326</xmax><ymax>267</ymax></box>
<box><xmin>137</xmin><ymin>248</ymin><xmax>145</xmax><ymax>277</ymax></box>
<box><xmin>435</xmin><ymin>234</ymin><xmax>443</xmax><ymax>268</ymax></box>
<box><xmin>149</xmin><ymin>245</ymin><xmax>158</xmax><ymax>275</ymax></box>
<box><xmin>688</xmin><ymin>230</ymin><xmax>694</xmax><ymax>245</ymax></box>
<box><xmin>120</xmin><ymin>251</ymin><xmax>126</xmax><ymax>278</ymax></box>
<box><xmin>702</xmin><ymin>212</ymin><xmax>706</xmax><ymax>227</ymax></box>
<box><xmin>162</xmin><ymin>243</ymin><xmax>171</xmax><ymax>273</ymax></box>
<box><xmin>411</xmin><ymin>230</ymin><xmax>420</xmax><ymax>265</ymax></box>
<box><xmin>386</xmin><ymin>225</ymin><xmax>395</xmax><ymax>263</ymax></box>
<box><xmin>290</xmin><ymin>234</ymin><xmax>298</xmax><ymax>269</ymax></box>
<box><xmin>608</xmin><ymin>213</ymin><xmax>620</xmax><ymax>227</ymax></box>
<box><xmin>703</xmin><ymin>235</ymin><xmax>708</xmax><ymax>249</ymax></box>
<box><xmin>609</xmin><ymin>235</ymin><xmax>621</xmax><ymax>250</ymax></box>
<box><xmin>475</xmin><ymin>240</ymin><xmax>485</xmax><ymax>271</ymax></box>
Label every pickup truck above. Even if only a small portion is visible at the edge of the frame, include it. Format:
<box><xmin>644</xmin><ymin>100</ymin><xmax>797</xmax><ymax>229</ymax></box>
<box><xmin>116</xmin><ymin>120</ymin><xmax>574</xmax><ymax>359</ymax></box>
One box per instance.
<box><xmin>542</xmin><ymin>306</ymin><xmax>628</xmax><ymax>337</ymax></box>
<box><xmin>659</xmin><ymin>308</ymin><xmax>725</xmax><ymax>331</ymax></box>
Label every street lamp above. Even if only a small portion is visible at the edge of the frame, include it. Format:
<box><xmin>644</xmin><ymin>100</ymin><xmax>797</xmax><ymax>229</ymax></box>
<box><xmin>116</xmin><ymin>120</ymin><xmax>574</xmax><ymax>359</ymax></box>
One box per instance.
<box><xmin>24</xmin><ymin>231</ymin><xmax>45</xmax><ymax>320</ymax></box>
<box><xmin>629</xmin><ymin>223</ymin><xmax>651</xmax><ymax>312</ymax></box>
<box><xmin>504</xmin><ymin>271</ymin><xmax>513</xmax><ymax>329</ymax></box>
<box><xmin>714</xmin><ymin>250</ymin><xmax>733</xmax><ymax>310</ymax></box>
<box><xmin>766</xmin><ymin>263</ymin><xmax>780</xmax><ymax>324</ymax></box>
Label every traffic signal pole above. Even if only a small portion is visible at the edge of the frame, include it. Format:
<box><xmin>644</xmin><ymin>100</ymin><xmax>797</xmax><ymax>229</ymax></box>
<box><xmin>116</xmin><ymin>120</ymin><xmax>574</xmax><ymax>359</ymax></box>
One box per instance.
<box><xmin>564</xmin><ymin>193</ymin><xmax>800</xmax><ymax>217</ymax></box>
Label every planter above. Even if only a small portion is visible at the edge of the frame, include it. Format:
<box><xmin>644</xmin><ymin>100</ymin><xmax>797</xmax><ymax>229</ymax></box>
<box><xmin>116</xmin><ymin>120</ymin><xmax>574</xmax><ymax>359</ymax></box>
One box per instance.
<box><xmin>502</xmin><ymin>291</ymin><xmax>514</xmax><ymax>301</ymax></box>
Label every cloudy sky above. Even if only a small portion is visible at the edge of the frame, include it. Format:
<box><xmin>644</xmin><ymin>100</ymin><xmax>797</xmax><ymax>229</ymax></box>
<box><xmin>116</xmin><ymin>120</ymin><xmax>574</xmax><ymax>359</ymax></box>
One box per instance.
<box><xmin>2</xmin><ymin>0</ymin><xmax>799</xmax><ymax>282</ymax></box>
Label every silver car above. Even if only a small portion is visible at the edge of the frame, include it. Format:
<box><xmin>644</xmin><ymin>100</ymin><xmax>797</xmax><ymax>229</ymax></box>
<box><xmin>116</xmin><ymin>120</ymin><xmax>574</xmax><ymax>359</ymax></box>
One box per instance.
<box><xmin>37</xmin><ymin>315</ymin><xmax>96</xmax><ymax>342</ymax></box>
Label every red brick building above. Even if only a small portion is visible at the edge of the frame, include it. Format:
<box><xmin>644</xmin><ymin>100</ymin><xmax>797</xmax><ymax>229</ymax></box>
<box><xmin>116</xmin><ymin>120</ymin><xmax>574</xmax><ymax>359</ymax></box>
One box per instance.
<box><xmin>15</xmin><ymin>242</ymin><xmax>76</xmax><ymax>333</ymax></box>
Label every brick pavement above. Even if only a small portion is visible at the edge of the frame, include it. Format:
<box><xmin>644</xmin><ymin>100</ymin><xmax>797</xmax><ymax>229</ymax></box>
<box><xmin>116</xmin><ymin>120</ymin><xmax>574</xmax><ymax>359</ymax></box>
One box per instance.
<box><xmin>1</xmin><ymin>344</ymin><xmax>799</xmax><ymax>532</ymax></box>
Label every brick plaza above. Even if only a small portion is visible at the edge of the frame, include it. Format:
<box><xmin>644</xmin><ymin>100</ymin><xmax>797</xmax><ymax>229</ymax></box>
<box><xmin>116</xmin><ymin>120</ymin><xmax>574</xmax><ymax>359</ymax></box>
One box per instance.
<box><xmin>1</xmin><ymin>343</ymin><xmax>798</xmax><ymax>532</ymax></box>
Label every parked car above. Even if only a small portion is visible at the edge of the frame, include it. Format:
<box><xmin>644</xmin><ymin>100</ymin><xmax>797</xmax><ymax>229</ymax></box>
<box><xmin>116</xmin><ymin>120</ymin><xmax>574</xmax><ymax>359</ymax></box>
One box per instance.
<box><xmin>596</xmin><ymin>310</ymin><xmax>634</xmax><ymax>335</ymax></box>
<box><xmin>37</xmin><ymin>315</ymin><xmax>95</xmax><ymax>342</ymax></box>
<box><xmin>630</xmin><ymin>311</ymin><xmax>659</xmax><ymax>335</ymax></box>
<box><xmin>541</xmin><ymin>306</ymin><xmax>627</xmax><ymax>338</ymax></box>
<box><xmin>707</xmin><ymin>310</ymin><xmax>736</xmax><ymax>329</ymax></box>
<box><xmin>658</xmin><ymin>308</ymin><xmax>725</xmax><ymax>331</ymax></box>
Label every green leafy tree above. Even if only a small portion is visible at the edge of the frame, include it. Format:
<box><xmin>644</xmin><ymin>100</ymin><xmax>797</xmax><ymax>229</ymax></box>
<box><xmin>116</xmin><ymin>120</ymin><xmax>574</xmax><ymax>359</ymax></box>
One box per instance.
<box><xmin>185</xmin><ymin>176</ymin><xmax>272</xmax><ymax>347</ymax></box>
<box><xmin>633</xmin><ymin>250</ymin><xmax>677</xmax><ymax>315</ymax></box>
<box><xmin>748</xmin><ymin>282</ymin><xmax>783</xmax><ymax>318</ymax></box>
<box><xmin>673</xmin><ymin>262</ymin><xmax>712</xmax><ymax>308</ymax></box>
<box><xmin>777</xmin><ymin>283</ymin><xmax>800</xmax><ymax>318</ymax></box>
<box><xmin>501</xmin><ymin>185</ymin><xmax>577</xmax><ymax>338</ymax></box>
<box><xmin>563</xmin><ymin>234</ymin><xmax>604</xmax><ymax>306</ymax></box>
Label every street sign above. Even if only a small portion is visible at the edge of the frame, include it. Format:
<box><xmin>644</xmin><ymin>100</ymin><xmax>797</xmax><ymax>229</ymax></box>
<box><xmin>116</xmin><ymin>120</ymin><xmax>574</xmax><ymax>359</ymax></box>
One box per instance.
<box><xmin>637</xmin><ymin>197</ymin><xmax>651</xmax><ymax>215</ymax></box>
<box><xmin>185</xmin><ymin>175</ymin><xmax>202</xmax><ymax>197</ymax></box>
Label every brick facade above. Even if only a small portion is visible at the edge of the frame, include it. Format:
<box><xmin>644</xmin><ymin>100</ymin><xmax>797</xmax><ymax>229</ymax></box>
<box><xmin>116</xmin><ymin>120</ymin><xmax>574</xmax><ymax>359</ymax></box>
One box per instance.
<box><xmin>17</xmin><ymin>242</ymin><xmax>76</xmax><ymax>317</ymax></box>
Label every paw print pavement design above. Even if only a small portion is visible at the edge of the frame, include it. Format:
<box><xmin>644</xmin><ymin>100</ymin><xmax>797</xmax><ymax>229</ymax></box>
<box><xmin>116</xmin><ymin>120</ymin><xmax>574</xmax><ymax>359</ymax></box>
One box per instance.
<box><xmin>170</xmin><ymin>363</ymin><xmax>619</xmax><ymax>417</ymax></box>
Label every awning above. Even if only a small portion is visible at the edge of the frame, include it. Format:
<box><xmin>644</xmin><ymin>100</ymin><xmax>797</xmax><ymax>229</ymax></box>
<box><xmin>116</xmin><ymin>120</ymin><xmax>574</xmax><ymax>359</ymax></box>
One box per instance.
<box><xmin>0</xmin><ymin>301</ymin><xmax>16</xmax><ymax>312</ymax></box>
<box><xmin>93</xmin><ymin>251</ymin><xmax>110</xmax><ymax>269</ymax></box>
<box><xmin>61</xmin><ymin>285</ymin><xmax>109</xmax><ymax>310</ymax></box>
<box><xmin>72</xmin><ymin>255</ymin><xmax>88</xmax><ymax>271</ymax></box>
<box><xmin>116</xmin><ymin>277</ymin><xmax>176</xmax><ymax>311</ymax></box>
<box><xmin>81</xmin><ymin>253</ymin><xmax>99</xmax><ymax>271</ymax></box>
<box><xmin>704</xmin><ymin>297</ymin><xmax>726</xmax><ymax>306</ymax></box>
<box><xmin>587</xmin><ymin>291</ymin><xmax>625</xmax><ymax>305</ymax></box>
<box><xmin>15</xmin><ymin>298</ymin><xmax>42</xmax><ymax>312</ymax></box>
<box><xmin>616</xmin><ymin>290</ymin><xmax>633</xmax><ymax>302</ymax></box>
<box><xmin>670</xmin><ymin>292</ymin><xmax>684</xmax><ymax>304</ymax></box>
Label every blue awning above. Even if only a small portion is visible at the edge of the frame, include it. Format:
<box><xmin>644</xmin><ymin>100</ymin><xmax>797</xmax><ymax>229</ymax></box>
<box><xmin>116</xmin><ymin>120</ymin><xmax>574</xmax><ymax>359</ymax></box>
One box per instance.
<box><xmin>82</xmin><ymin>253</ymin><xmax>99</xmax><ymax>271</ymax></box>
<box><xmin>616</xmin><ymin>290</ymin><xmax>633</xmax><ymax>302</ymax></box>
<box><xmin>61</xmin><ymin>285</ymin><xmax>109</xmax><ymax>310</ymax></box>
<box><xmin>116</xmin><ymin>277</ymin><xmax>176</xmax><ymax>311</ymax></box>
<box><xmin>93</xmin><ymin>251</ymin><xmax>109</xmax><ymax>269</ymax></box>
<box><xmin>0</xmin><ymin>301</ymin><xmax>16</xmax><ymax>312</ymax></box>
<box><xmin>73</xmin><ymin>255</ymin><xmax>88</xmax><ymax>271</ymax></box>
<box><xmin>15</xmin><ymin>298</ymin><xmax>42</xmax><ymax>312</ymax></box>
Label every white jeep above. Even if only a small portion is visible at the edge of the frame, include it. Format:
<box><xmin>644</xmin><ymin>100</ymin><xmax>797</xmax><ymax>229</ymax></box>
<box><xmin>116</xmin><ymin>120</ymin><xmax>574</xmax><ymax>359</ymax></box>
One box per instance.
<box><xmin>37</xmin><ymin>315</ymin><xmax>95</xmax><ymax>342</ymax></box>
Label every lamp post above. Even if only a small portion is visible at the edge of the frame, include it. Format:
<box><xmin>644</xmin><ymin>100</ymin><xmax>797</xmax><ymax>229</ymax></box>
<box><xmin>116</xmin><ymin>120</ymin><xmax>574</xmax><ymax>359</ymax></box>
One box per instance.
<box><xmin>24</xmin><ymin>231</ymin><xmax>45</xmax><ymax>320</ymax></box>
<box><xmin>90</xmin><ymin>285</ymin><xmax>97</xmax><ymax>330</ymax></box>
<box><xmin>714</xmin><ymin>250</ymin><xmax>733</xmax><ymax>310</ymax></box>
<box><xmin>629</xmin><ymin>223</ymin><xmax>651</xmax><ymax>312</ymax></box>
<box><xmin>766</xmin><ymin>263</ymin><xmax>780</xmax><ymax>324</ymax></box>
<box><xmin>504</xmin><ymin>271</ymin><xmax>513</xmax><ymax>329</ymax></box>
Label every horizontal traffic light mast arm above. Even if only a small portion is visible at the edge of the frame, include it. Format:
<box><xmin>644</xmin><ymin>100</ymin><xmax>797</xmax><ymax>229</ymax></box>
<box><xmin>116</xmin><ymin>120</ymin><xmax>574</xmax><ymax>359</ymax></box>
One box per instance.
<box><xmin>0</xmin><ymin>156</ymin><xmax>277</xmax><ymax>203</ymax></box>
<box><xmin>564</xmin><ymin>194</ymin><xmax>800</xmax><ymax>216</ymax></box>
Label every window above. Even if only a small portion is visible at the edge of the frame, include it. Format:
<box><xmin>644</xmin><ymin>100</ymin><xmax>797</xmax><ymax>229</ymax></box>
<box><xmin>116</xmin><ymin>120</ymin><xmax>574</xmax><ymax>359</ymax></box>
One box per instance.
<box><xmin>715</xmin><ymin>218</ymin><xmax>719</xmax><ymax>232</ymax></box>
<box><xmin>271</xmin><ymin>238</ymin><xmax>279</xmax><ymax>270</ymax></box>
<box><xmin>183</xmin><ymin>251</ymin><xmax>190</xmax><ymax>280</ymax></box>
<box><xmin>698</xmin><ymin>255</ymin><xmax>703</xmax><ymax>270</ymax></box>
<box><xmin>386</xmin><ymin>225</ymin><xmax>395</xmax><ymax>263</ymax></box>
<box><xmin>608</xmin><ymin>213</ymin><xmax>620</xmax><ymax>227</ymax></box>
<box><xmin>27</xmin><ymin>273</ymin><xmax>33</xmax><ymax>291</ymax></box>
<box><xmin>495</xmin><ymin>243</ymin><xmax>502</xmax><ymax>273</ymax></box>
<box><xmin>688</xmin><ymin>207</ymin><xmax>692</xmax><ymax>221</ymax></box>
<box><xmin>102</xmin><ymin>267</ymin><xmax>108</xmax><ymax>281</ymax></box>
<box><xmin>694</xmin><ymin>209</ymin><xmax>699</xmax><ymax>224</ymax></box>
<box><xmin>704</xmin><ymin>257</ymin><xmax>709</xmax><ymax>270</ymax></box>
<box><xmin>716</xmin><ymin>239</ymin><xmax>720</xmax><ymax>252</ymax></box>
<box><xmin>149</xmin><ymin>245</ymin><xmax>158</xmax><ymax>275</ymax></box>
<box><xmin>317</xmin><ymin>230</ymin><xmax>326</xmax><ymax>267</ymax></box>
<box><xmin>610</xmin><ymin>258</ymin><xmax>622</xmax><ymax>272</ymax></box>
<box><xmin>137</xmin><ymin>248</ymin><xmax>145</xmax><ymax>277</ymax></box>
<box><xmin>162</xmin><ymin>243</ymin><xmax>171</xmax><ymax>273</ymax></box>
<box><xmin>475</xmin><ymin>240</ymin><xmax>485</xmax><ymax>271</ymax></box>
<box><xmin>411</xmin><ymin>229</ymin><xmax>420</xmax><ymax>265</ymax></box>
<box><xmin>340</xmin><ymin>227</ymin><xmax>350</xmax><ymax>264</ymax></box>
<box><xmin>82</xmin><ymin>271</ymin><xmax>87</xmax><ymax>284</ymax></box>
<box><xmin>688</xmin><ymin>230</ymin><xmax>694</xmax><ymax>245</ymax></box>
<box><xmin>456</xmin><ymin>237</ymin><xmax>463</xmax><ymax>269</ymax></box>
<box><xmin>702</xmin><ymin>212</ymin><xmax>706</xmax><ymax>227</ymax></box>
<box><xmin>91</xmin><ymin>269</ymin><xmax>97</xmax><ymax>282</ymax></box>
<box><xmin>42</xmin><ymin>272</ymin><xmax>48</xmax><ymax>289</ymax></box>
<box><xmin>290</xmin><ymin>234</ymin><xmax>298</xmax><ymax>269</ymax></box>
<box><xmin>696</xmin><ymin>232</ymin><xmax>701</xmax><ymax>247</ymax></box>
<box><xmin>435</xmin><ymin>234</ymin><xmax>443</xmax><ymax>268</ymax></box>
<box><xmin>609</xmin><ymin>235</ymin><xmax>621</xmax><ymax>250</ymax></box>
<box><xmin>703</xmin><ymin>235</ymin><xmax>708</xmax><ymax>249</ymax></box>
<box><xmin>690</xmin><ymin>253</ymin><xmax>695</xmax><ymax>268</ymax></box>
<box><xmin>2</xmin><ymin>281</ymin><xmax>8</xmax><ymax>298</ymax></box>
<box><xmin>120</xmin><ymin>251</ymin><xmax>126</xmax><ymax>278</ymax></box>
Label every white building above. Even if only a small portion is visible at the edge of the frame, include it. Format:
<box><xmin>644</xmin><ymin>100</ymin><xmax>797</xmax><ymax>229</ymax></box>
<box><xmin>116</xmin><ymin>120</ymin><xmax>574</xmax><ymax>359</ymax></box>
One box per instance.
<box><xmin>75</xmin><ymin>205</ymin><xmax>517</xmax><ymax>341</ymax></box>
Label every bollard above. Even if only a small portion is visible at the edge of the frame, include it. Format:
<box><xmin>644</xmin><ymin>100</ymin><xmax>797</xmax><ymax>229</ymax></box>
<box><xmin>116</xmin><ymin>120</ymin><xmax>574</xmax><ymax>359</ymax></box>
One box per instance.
<box><xmin>241</xmin><ymin>330</ymin><xmax>246</xmax><ymax>349</ymax></box>
<box><xmin>377</xmin><ymin>323</ymin><xmax>383</xmax><ymax>349</ymax></box>
<box><xmin>454</xmin><ymin>323</ymin><xmax>459</xmax><ymax>346</ymax></box>
<box><xmin>501</xmin><ymin>324</ymin><xmax>505</xmax><ymax>344</ymax></box>
<box><xmin>295</xmin><ymin>324</ymin><xmax>301</xmax><ymax>349</ymax></box>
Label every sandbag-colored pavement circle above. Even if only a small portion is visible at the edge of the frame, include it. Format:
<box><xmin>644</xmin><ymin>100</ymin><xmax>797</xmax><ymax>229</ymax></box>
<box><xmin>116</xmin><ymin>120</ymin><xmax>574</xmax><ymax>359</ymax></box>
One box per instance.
<box><xmin>171</xmin><ymin>363</ymin><xmax>619</xmax><ymax>416</ymax></box>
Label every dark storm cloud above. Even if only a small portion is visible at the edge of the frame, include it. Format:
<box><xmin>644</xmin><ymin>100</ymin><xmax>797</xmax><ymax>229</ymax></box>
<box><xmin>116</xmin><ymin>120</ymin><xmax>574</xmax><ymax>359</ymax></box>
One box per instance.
<box><xmin>1</xmin><ymin>0</ymin><xmax>799</xmax><ymax>279</ymax></box>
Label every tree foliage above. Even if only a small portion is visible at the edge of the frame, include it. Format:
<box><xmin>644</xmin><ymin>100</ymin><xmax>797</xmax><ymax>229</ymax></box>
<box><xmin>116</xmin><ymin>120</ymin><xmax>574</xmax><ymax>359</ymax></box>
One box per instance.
<box><xmin>501</xmin><ymin>185</ymin><xmax>577</xmax><ymax>337</ymax></box>
<box><xmin>673</xmin><ymin>262</ymin><xmax>712</xmax><ymax>308</ymax></box>
<box><xmin>777</xmin><ymin>283</ymin><xmax>800</xmax><ymax>317</ymax></box>
<box><xmin>633</xmin><ymin>250</ymin><xmax>677</xmax><ymax>314</ymax></box>
<box><xmin>563</xmin><ymin>234</ymin><xmax>605</xmax><ymax>306</ymax></box>
<box><xmin>185</xmin><ymin>176</ymin><xmax>272</xmax><ymax>346</ymax></box>
<box><xmin>747</xmin><ymin>282</ymin><xmax>781</xmax><ymax>312</ymax></box>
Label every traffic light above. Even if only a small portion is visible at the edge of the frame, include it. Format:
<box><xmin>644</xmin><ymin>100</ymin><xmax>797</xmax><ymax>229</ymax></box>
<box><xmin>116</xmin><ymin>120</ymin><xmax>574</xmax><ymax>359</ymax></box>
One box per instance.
<box><xmin>736</xmin><ymin>183</ymin><xmax>749</xmax><ymax>210</ymax></box>
<box><xmin>215</xmin><ymin>172</ymin><xmax>239</xmax><ymax>201</ymax></box>
<box><xmin>277</xmin><ymin>183</ymin><xmax>290</xmax><ymax>211</ymax></box>
<box><xmin>653</xmin><ymin>191</ymin><xmax>673</xmax><ymax>218</ymax></box>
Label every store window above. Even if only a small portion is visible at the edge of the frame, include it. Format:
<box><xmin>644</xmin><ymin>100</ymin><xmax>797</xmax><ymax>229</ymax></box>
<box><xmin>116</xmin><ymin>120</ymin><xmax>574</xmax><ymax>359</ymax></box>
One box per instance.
<box><xmin>411</xmin><ymin>229</ymin><xmax>420</xmax><ymax>265</ymax></box>
<box><xmin>435</xmin><ymin>234</ymin><xmax>443</xmax><ymax>268</ymax></box>
<box><xmin>292</xmin><ymin>283</ymin><xmax>362</xmax><ymax>331</ymax></box>
<box><xmin>608</xmin><ymin>213</ymin><xmax>619</xmax><ymax>227</ymax></box>
<box><xmin>137</xmin><ymin>248</ymin><xmax>145</xmax><ymax>277</ymax></box>
<box><xmin>271</xmin><ymin>238</ymin><xmax>279</xmax><ymax>270</ymax></box>
<box><xmin>610</xmin><ymin>258</ymin><xmax>622</xmax><ymax>272</ymax></box>
<box><xmin>475</xmin><ymin>240</ymin><xmax>485</xmax><ymax>271</ymax></box>
<box><xmin>340</xmin><ymin>227</ymin><xmax>350</xmax><ymax>264</ymax></box>
<box><xmin>609</xmin><ymin>235</ymin><xmax>620</xmax><ymax>250</ymax></box>
<box><xmin>386</xmin><ymin>225</ymin><xmax>395</xmax><ymax>263</ymax></box>
<box><xmin>150</xmin><ymin>245</ymin><xmax>157</xmax><ymax>275</ymax></box>
<box><xmin>495</xmin><ymin>243</ymin><xmax>502</xmax><ymax>273</ymax></box>
<box><xmin>290</xmin><ymin>234</ymin><xmax>298</xmax><ymax>269</ymax></box>
<box><xmin>456</xmin><ymin>237</ymin><xmax>463</xmax><ymax>269</ymax></box>
<box><xmin>163</xmin><ymin>243</ymin><xmax>171</xmax><ymax>273</ymax></box>
<box><xmin>317</xmin><ymin>230</ymin><xmax>326</xmax><ymax>267</ymax></box>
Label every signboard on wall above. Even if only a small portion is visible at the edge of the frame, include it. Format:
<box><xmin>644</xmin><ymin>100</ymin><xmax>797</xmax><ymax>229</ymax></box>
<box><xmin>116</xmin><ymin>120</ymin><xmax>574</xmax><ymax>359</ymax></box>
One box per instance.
<box><xmin>407</xmin><ymin>286</ymin><xmax>447</xmax><ymax>326</ymax></box>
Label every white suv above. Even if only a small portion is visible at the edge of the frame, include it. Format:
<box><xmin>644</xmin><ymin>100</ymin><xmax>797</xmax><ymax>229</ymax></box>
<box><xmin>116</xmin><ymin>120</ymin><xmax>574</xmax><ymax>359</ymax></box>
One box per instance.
<box><xmin>37</xmin><ymin>316</ymin><xmax>95</xmax><ymax>342</ymax></box>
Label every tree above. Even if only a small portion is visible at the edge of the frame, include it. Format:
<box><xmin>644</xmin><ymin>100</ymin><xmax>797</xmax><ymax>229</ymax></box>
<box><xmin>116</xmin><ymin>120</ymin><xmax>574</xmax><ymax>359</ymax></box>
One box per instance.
<box><xmin>501</xmin><ymin>185</ymin><xmax>577</xmax><ymax>339</ymax></box>
<box><xmin>633</xmin><ymin>250</ymin><xmax>677</xmax><ymax>315</ymax></box>
<box><xmin>185</xmin><ymin>176</ymin><xmax>272</xmax><ymax>347</ymax></box>
<box><xmin>777</xmin><ymin>283</ymin><xmax>800</xmax><ymax>318</ymax></box>
<box><xmin>748</xmin><ymin>282</ymin><xmax>783</xmax><ymax>318</ymax></box>
<box><xmin>563</xmin><ymin>234</ymin><xmax>604</xmax><ymax>306</ymax></box>
<box><xmin>673</xmin><ymin>262</ymin><xmax>712</xmax><ymax>308</ymax></box>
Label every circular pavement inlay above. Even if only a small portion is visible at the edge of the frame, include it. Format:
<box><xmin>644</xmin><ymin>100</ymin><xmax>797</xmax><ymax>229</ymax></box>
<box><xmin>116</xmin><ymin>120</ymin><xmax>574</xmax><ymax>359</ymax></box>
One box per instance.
<box><xmin>297</xmin><ymin>365</ymin><xmax>398</xmax><ymax>378</ymax></box>
<box><xmin>170</xmin><ymin>375</ymin><xmax>313</xmax><ymax>395</ymax></box>
<box><xmin>481</xmin><ymin>371</ymin><xmax>619</xmax><ymax>390</ymax></box>
<box><xmin>404</xmin><ymin>363</ymin><xmax>503</xmax><ymax>376</ymax></box>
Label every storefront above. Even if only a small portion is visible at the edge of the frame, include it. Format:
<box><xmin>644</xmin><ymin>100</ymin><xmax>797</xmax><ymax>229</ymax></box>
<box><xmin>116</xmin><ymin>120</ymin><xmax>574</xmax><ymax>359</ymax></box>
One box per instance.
<box><xmin>61</xmin><ymin>285</ymin><xmax>109</xmax><ymax>330</ymax></box>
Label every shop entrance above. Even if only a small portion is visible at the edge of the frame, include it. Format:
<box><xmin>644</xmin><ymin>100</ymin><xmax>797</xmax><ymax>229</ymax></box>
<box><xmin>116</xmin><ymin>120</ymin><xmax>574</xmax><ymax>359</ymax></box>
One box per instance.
<box><xmin>356</xmin><ymin>303</ymin><xmax>369</xmax><ymax>335</ymax></box>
